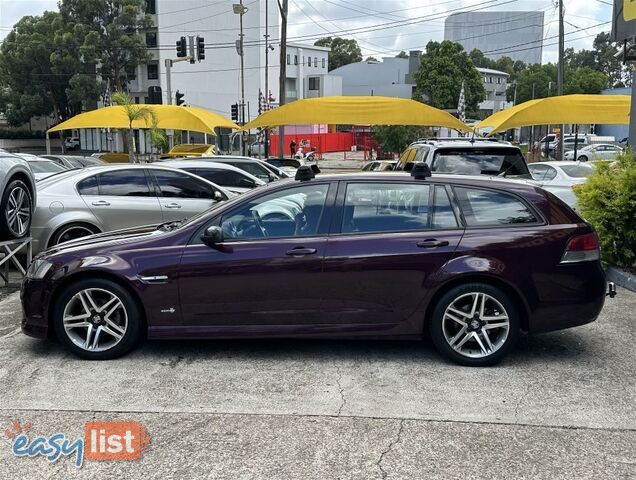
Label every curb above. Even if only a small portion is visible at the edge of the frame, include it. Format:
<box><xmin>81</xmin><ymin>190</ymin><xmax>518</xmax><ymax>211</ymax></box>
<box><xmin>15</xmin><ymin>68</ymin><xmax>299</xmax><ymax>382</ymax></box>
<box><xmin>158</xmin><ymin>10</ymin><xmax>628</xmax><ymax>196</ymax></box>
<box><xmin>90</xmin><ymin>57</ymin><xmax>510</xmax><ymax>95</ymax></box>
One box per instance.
<box><xmin>606</xmin><ymin>266</ymin><xmax>636</xmax><ymax>293</ymax></box>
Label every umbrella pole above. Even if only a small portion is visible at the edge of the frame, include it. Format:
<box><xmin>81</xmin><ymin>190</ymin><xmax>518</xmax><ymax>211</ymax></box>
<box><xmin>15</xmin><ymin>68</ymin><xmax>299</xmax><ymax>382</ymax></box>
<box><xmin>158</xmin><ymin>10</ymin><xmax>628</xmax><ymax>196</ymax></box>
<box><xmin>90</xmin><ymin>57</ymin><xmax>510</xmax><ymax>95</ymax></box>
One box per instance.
<box><xmin>573</xmin><ymin>125</ymin><xmax>579</xmax><ymax>161</ymax></box>
<box><xmin>46</xmin><ymin>132</ymin><xmax>51</xmax><ymax>155</ymax></box>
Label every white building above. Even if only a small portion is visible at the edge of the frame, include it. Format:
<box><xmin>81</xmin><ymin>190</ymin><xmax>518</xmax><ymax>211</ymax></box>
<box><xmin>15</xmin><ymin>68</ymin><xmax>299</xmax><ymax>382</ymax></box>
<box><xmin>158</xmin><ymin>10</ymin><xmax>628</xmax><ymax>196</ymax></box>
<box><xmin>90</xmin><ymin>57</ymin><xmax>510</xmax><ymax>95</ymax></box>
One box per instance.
<box><xmin>330</xmin><ymin>53</ymin><xmax>421</xmax><ymax>98</ymax></box>
<box><xmin>477</xmin><ymin>67</ymin><xmax>512</xmax><ymax>118</ymax></box>
<box><xmin>284</xmin><ymin>43</ymin><xmax>341</xmax><ymax>102</ymax></box>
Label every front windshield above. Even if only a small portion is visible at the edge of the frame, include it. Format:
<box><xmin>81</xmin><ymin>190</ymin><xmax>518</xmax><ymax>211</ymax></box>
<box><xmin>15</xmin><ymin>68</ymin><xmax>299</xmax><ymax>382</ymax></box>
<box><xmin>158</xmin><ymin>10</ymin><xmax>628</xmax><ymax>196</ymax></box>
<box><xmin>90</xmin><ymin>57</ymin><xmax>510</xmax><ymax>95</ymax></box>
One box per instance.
<box><xmin>432</xmin><ymin>148</ymin><xmax>530</xmax><ymax>177</ymax></box>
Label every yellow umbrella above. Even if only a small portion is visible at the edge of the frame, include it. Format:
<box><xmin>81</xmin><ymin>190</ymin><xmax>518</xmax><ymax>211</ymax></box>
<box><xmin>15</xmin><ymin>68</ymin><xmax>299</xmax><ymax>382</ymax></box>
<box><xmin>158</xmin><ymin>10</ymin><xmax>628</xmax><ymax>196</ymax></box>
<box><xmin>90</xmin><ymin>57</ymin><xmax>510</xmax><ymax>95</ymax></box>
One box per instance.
<box><xmin>48</xmin><ymin>105</ymin><xmax>240</xmax><ymax>135</ymax></box>
<box><xmin>242</xmin><ymin>96</ymin><xmax>471</xmax><ymax>131</ymax></box>
<box><xmin>476</xmin><ymin>94</ymin><xmax>630</xmax><ymax>135</ymax></box>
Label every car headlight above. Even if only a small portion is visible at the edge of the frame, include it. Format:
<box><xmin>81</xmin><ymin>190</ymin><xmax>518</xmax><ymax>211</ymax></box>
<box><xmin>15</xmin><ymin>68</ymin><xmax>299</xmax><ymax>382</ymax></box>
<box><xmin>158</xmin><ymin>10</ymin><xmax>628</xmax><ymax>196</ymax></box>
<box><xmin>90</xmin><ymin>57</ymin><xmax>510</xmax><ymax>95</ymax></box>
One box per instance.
<box><xmin>26</xmin><ymin>258</ymin><xmax>53</xmax><ymax>279</ymax></box>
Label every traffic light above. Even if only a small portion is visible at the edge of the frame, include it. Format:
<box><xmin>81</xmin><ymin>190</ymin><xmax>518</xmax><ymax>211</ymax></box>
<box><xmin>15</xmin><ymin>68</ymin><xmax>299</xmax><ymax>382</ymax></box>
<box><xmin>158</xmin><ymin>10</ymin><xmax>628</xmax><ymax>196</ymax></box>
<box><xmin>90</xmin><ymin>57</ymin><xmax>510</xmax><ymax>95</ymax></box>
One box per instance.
<box><xmin>230</xmin><ymin>103</ymin><xmax>238</xmax><ymax>122</ymax></box>
<box><xmin>196</xmin><ymin>36</ymin><xmax>205</xmax><ymax>61</ymax></box>
<box><xmin>175</xmin><ymin>90</ymin><xmax>185</xmax><ymax>106</ymax></box>
<box><xmin>176</xmin><ymin>36</ymin><xmax>186</xmax><ymax>57</ymax></box>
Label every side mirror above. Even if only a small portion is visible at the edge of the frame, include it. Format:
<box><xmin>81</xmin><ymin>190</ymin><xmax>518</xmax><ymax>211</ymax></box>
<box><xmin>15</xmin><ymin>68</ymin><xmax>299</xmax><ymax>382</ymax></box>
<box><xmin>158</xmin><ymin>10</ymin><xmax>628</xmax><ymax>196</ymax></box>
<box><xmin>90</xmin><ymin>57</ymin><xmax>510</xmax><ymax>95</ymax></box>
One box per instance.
<box><xmin>201</xmin><ymin>225</ymin><xmax>223</xmax><ymax>246</ymax></box>
<box><xmin>213</xmin><ymin>191</ymin><xmax>224</xmax><ymax>201</ymax></box>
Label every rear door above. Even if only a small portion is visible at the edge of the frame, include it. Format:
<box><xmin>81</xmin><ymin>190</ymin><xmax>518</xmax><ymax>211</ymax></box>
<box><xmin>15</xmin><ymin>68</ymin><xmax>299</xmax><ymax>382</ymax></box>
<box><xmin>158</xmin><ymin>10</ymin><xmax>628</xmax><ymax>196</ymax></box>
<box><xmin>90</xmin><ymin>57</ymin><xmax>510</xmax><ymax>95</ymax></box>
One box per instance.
<box><xmin>321</xmin><ymin>180</ymin><xmax>464</xmax><ymax>331</ymax></box>
<box><xmin>83</xmin><ymin>169</ymin><xmax>163</xmax><ymax>231</ymax></box>
<box><xmin>149</xmin><ymin>168</ymin><xmax>222</xmax><ymax>222</ymax></box>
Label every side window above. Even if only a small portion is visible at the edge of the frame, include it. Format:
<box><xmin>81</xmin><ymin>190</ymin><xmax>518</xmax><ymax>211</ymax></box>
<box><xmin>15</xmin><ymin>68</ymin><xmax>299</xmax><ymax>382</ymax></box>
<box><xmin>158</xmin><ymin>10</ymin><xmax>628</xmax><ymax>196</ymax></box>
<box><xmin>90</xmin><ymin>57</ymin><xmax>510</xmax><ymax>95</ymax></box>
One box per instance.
<box><xmin>543</xmin><ymin>166</ymin><xmax>557</xmax><ymax>181</ymax></box>
<box><xmin>529</xmin><ymin>164</ymin><xmax>547</xmax><ymax>181</ymax></box>
<box><xmin>97</xmin><ymin>170</ymin><xmax>152</xmax><ymax>197</ymax></box>
<box><xmin>190</xmin><ymin>168</ymin><xmax>255</xmax><ymax>189</ymax></box>
<box><xmin>220</xmin><ymin>184</ymin><xmax>329</xmax><ymax>240</ymax></box>
<box><xmin>413</xmin><ymin>147</ymin><xmax>429</xmax><ymax>163</ymax></box>
<box><xmin>342</xmin><ymin>183</ymin><xmax>431</xmax><ymax>234</ymax></box>
<box><xmin>77</xmin><ymin>175</ymin><xmax>98</xmax><ymax>195</ymax></box>
<box><xmin>454</xmin><ymin>187</ymin><xmax>539</xmax><ymax>227</ymax></box>
<box><xmin>151</xmin><ymin>170</ymin><xmax>214</xmax><ymax>199</ymax></box>
<box><xmin>228</xmin><ymin>162</ymin><xmax>271</xmax><ymax>182</ymax></box>
<box><xmin>432</xmin><ymin>186</ymin><xmax>459</xmax><ymax>229</ymax></box>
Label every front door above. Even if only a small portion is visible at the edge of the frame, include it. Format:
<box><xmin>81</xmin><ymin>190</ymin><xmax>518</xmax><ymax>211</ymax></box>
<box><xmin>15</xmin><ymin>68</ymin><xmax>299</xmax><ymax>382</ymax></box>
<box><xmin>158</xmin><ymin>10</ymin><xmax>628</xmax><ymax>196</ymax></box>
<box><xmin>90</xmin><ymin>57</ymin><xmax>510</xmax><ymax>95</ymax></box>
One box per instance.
<box><xmin>177</xmin><ymin>182</ymin><xmax>335</xmax><ymax>331</ymax></box>
<box><xmin>322</xmin><ymin>181</ymin><xmax>464</xmax><ymax>332</ymax></box>
<box><xmin>149</xmin><ymin>168</ymin><xmax>222</xmax><ymax>222</ymax></box>
<box><xmin>84</xmin><ymin>169</ymin><xmax>163</xmax><ymax>231</ymax></box>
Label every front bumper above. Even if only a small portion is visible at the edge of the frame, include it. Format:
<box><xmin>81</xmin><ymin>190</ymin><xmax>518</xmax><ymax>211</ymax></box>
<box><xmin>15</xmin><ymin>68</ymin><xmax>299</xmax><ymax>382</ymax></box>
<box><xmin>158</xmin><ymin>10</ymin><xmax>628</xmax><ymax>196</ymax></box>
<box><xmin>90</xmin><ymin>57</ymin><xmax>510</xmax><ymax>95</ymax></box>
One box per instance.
<box><xmin>21</xmin><ymin>277</ymin><xmax>51</xmax><ymax>339</ymax></box>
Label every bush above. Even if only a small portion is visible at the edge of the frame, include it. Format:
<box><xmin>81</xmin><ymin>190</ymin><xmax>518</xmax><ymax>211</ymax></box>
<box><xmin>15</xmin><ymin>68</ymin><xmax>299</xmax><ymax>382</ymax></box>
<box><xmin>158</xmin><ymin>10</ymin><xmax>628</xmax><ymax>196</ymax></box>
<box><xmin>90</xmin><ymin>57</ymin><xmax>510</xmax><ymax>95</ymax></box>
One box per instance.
<box><xmin>575</xmin><ymin>151</ymin><xmax>636</xmax><ymax>270</ymax></box>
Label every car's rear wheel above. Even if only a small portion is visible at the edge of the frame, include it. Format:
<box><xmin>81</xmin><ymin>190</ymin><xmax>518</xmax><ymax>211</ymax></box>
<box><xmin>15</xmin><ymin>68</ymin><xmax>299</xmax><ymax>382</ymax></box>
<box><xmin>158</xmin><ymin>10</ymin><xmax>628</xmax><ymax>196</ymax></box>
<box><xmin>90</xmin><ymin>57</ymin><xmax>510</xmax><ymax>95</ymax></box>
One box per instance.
<box><xmin>50</xmin><ymin>223</ymin><xmax>99</xmax><ymax>246</ymax></box>
<box><xmin>0</xmin><ymin>179</ymin><xmax>32</xmax><ymax>239</ymax></box>
<box><xmin>52</xmin><ymin>279</ymin><xmax>142</xmax><ymax>360</ymax></box>
<box><xmin>577</xmin><ymin>155</ymin><xmax>588</xmax><ymax>162</ymax></box>
<box><xmin>429</xmin><ymin>283</ymin><xmax>519</xmax><ymax>366</ymax></box>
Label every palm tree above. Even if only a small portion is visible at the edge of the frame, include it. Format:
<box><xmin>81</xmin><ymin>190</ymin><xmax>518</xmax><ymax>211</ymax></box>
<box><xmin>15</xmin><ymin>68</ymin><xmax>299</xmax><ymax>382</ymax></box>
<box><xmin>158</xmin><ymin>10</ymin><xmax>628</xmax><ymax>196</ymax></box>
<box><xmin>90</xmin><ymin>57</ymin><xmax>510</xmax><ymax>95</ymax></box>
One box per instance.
<box><xmin>111</xmin><ymin>91</ymin><xmax>157</xmax><ymax>163</ymax></box>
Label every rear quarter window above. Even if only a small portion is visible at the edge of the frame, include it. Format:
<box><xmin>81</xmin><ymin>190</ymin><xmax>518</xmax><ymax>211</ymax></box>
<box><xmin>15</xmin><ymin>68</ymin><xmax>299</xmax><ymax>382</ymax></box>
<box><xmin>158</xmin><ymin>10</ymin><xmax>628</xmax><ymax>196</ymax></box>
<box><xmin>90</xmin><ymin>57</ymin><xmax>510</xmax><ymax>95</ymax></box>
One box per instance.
<box><xmin>454</xmin><ymin>187</ymin><xmax>540</xmax><ymax>227</ymax></box>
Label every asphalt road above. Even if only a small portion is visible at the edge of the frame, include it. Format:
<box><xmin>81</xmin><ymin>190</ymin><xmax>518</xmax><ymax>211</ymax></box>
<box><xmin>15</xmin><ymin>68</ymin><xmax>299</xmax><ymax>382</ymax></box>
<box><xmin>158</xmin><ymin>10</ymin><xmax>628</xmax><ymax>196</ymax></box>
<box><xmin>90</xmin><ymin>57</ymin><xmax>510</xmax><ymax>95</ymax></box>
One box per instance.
<box><xmin>0</xmin><ymin>288</ymin><xmax>634</xmax><ymax>479</ymax></box>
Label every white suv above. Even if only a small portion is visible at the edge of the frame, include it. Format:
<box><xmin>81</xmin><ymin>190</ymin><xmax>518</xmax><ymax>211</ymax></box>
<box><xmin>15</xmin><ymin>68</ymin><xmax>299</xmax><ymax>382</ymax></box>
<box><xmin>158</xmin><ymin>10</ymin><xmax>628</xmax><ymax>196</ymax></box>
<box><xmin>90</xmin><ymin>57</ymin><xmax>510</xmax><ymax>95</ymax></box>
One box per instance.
<box><xmin>395</xmin><ymin>138</ymin><xmax>532</xmax><ymax>179</ymax></box>
<box><xmin>64</xmin><ymin>136</ymin><xmax>80</xmax><ymax>150</ymax></box>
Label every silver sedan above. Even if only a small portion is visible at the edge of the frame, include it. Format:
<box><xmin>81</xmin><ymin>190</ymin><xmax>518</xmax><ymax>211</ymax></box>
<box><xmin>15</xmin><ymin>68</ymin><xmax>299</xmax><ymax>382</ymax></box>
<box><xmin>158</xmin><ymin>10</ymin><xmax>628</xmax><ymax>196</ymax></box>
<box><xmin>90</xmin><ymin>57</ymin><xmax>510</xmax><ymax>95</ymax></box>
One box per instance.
<box><xmin>32</xmin><ymin>164</ymin><xmax>233</xmax><ymax>253</ymax></box>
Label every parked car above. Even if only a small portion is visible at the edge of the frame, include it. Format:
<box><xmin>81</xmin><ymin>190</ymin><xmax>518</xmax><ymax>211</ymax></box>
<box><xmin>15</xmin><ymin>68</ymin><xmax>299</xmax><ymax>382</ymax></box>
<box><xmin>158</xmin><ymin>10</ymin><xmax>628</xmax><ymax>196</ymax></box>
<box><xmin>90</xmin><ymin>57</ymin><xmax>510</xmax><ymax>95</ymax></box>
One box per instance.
<box><xmin>42</xmin><ymin>155</ymin><xmax>106</xmax><ymax>169</ymax></box>
<box><xmin>395</xmin><ymin>139</ymin><xmax>531</xmax><ymax>178</ymax></box>
<box><xmin>0</xmin><ymin>152</ymin><xmax>36</xmax><ymax>239</ymax></box>
<box><xmin>159</xmin><ymin>159</ymin><xmax>266</xmax><ymax>194</ymax></box>
<box><xmin>265</xmin><ymin>158</ymin><xmax>301</xmax><ymax>176</ymax></box>
<box><xmin>196</xmin><ymin>156</ymin><xmax>281</xmax><ymax>183</ymax></box>
<box><xmin>64</xmin><ymin>137</ymin><xmax>80</xmax><ymax>150</ymax></box>
<box><xmin>22</xmin><ymin>167</ymin><xmax>610</xmax><ymax>365</ymax></box>
<box><xmin>563</xmin><ymin>144</ymin><xmax>623</xmax><ymax>162</ymax></box>
<box><xmin>361</xmin><ymin>160</ymin><xmax>397</xmax><ymax>171</ymax></box>
<box><xmin>30</xmin><ymin>165</ymin><xmax>233</xmax><ymax>253</ymax></box>
<box><xmin>527</xmin><ymin>161</ymin><xmax>595</xmax><ymax>211</ymax></box>
<box><xmin>21</xmin><ymin>156</ymin><xmax>68</xmax><ymax>181</ymax></box>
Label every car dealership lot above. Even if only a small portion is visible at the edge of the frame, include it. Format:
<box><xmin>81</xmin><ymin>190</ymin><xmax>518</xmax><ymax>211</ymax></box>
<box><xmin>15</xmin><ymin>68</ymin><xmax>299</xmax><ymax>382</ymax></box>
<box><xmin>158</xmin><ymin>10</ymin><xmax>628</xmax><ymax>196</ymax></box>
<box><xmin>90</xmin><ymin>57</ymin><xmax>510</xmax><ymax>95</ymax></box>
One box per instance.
<box><xmin>0</xmin><ymin>289</ymin><xmax>635</xmax><ymax>479</ymax></box>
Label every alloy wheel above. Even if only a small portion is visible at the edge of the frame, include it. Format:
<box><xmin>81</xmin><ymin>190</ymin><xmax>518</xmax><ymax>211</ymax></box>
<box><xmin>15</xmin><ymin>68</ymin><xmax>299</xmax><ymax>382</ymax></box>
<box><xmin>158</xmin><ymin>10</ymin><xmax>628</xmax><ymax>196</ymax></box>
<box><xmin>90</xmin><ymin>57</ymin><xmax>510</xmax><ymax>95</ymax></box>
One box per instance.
<box><xmin>62</xmin><ymin>288</ymin><xmax>128</xmax><ymax>352</ymax></box>
<box><xmin>55</xmin><ymin>225</ymin><xmax>95</xmax><ymax>244</ymax></box>
<box><xmin>442</xmin><ymin>292</ymin><xmax>510</xmax><ymax>359</ymax></box>
<box><xmin>5</xmin><ymin>185</ymin><xmax>30</xmax><ymax>237</ymax></box>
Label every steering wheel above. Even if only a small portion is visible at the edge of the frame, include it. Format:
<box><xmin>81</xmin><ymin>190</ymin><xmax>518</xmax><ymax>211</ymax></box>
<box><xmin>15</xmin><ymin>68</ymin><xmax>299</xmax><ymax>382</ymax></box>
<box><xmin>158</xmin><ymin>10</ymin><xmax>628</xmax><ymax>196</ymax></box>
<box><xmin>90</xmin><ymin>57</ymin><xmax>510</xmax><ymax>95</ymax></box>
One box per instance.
<box><xmin>251</xmin><ymin>210</ymin><xmax>268</xmax><ymax>237</ymax></box>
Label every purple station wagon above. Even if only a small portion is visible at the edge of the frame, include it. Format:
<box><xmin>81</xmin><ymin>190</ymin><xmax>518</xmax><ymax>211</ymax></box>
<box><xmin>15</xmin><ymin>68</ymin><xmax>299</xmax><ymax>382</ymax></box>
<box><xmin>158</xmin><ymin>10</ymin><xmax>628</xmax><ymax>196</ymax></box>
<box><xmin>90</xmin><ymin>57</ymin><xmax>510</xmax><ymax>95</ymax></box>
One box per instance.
<box><xmin>21</xmin><ymin>166</ymin><xmax>610</xmax><ymax>366</ymax></box>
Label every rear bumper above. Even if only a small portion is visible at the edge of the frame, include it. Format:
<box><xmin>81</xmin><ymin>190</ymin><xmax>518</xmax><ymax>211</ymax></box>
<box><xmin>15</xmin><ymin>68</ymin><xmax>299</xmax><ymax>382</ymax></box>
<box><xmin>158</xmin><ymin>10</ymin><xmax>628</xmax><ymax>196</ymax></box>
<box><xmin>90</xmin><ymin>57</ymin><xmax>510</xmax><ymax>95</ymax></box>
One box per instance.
<box><xmin>528</xmin><ymin>262</ymin><xmax>607</xmax><ymax>334</ymax></box>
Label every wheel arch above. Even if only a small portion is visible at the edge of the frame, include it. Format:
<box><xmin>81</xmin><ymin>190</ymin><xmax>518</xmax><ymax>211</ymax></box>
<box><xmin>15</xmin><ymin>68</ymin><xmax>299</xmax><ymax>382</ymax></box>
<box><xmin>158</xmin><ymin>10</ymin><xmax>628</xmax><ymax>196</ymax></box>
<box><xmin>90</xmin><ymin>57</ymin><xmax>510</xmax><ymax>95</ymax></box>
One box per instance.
<box><xmin>424</xmin><ymin>273</ymin><xmax>530</xmax><ymax>333</ymax></box>
<box><xmin>48</xmin><ymin>270</ymin><xmax>148</xmax><ymax>340</ymax></box>
<box><xmin>6</xmin><ymin>169</ymin><xmax>35</xmax><ymax>202</ymax></box>
<box><xmin>47</xmin><ymin>221</ymin><xmax>101</xmax><ymax>248</ymax></box>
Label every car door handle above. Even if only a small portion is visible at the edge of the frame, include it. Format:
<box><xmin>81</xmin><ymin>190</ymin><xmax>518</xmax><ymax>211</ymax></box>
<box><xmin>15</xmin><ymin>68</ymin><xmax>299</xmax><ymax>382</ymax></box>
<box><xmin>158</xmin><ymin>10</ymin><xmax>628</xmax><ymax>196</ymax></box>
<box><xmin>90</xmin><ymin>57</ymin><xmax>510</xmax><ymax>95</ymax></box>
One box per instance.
<box><xmin>164</xmin><ymin>203</ymin><xmax>182</xmax><ymax>209</ymax></box>
<box><xmin>91</xmin><ymin>200</ymin><xmax>110</xmax><ymax>206</ymax></box>
<box><xmin>417</xmin><ymin>239</ymin><xmax>450</xmax><ymax>248</ymax></box>
<box><xmin>286</xmin><ymin>247</ymin><xmax>317</xmax><ymax>256</ymax></box>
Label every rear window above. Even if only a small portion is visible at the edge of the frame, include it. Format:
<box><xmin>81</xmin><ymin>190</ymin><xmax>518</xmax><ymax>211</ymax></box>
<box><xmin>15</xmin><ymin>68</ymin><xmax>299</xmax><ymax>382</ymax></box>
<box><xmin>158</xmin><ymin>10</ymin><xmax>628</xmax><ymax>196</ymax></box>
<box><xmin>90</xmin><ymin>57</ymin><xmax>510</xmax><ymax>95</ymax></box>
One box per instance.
<box><xmin>560</xmin><ymin>164</ymin><xmax>594</xmax><ymax>178</ymax></box>
<box><xmin>432</xmin><ymin>148</ymin><xmax>530</xmax><ymax>177</ymax></box>
<box><xmin>29</xmin><ymin>161</ymin><xmax>65</xmax><ymax>173</ymax></box>
<box><xmin>454</xmin><ymin>187</ymin><xmax>539</xmax><ymax>227</ymax></box>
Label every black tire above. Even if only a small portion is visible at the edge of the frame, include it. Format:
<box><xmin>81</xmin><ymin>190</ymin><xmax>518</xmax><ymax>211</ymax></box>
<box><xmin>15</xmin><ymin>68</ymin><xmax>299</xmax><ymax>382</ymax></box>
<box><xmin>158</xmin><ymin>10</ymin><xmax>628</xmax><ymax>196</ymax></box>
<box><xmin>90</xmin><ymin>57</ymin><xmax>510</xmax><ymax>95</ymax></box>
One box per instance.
<box><xmin>577</xmin><ymin>155</ymin><xmax>588</xmax><ymax>162</ymax></box>
<box><xmin>429</xmin><ymin>283</ymin><xmax>520</xmax><ymax>367</ymax></box>
<box><xmin>52</xmin><ymin>278</ymin><xmax>142</xmax><ymax>360</ymax></box>
<box><xmin>0</xmin><ymin>179</ymin><xmax>32</xmax><ymax>239</ymax></box>
<box><xmin>50</xmin><ymin>222</ymin><xmax>99</xmax><ymax>247</ymax></box>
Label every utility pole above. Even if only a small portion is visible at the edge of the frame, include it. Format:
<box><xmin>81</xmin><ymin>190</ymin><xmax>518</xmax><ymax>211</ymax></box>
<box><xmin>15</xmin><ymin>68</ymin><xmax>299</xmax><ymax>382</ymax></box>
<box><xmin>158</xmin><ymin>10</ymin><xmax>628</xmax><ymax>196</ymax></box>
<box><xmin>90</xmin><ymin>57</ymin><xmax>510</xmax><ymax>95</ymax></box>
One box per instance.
<box><xmin>239</xmin><ymin>0</ymin><xmax>246</xmax><ymax>155</ymax></box>
<box><xmin>557</xmin><ymin>0</ymin><xmax>565</xmax><ymax>160</ymax></box>
<box><xmin>264</xmin><ymin>0</ymin><xmax>270</xmax><ymax>158</ymax></box>
<box><xmin>278</xmin><ymin>0</ymin><xmax>288</xmax><ymax>159</ymax></box>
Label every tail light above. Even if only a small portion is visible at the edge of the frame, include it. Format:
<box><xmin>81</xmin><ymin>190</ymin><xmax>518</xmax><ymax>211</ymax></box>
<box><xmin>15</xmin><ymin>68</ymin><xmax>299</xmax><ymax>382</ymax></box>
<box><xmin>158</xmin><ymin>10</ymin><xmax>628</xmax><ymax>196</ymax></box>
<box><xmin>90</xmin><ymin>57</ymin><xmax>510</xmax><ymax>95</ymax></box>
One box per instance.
<box><xmin>560</xmin><ymin>232</ymin><xmax>600</xmax><ymax>263</ymax></box>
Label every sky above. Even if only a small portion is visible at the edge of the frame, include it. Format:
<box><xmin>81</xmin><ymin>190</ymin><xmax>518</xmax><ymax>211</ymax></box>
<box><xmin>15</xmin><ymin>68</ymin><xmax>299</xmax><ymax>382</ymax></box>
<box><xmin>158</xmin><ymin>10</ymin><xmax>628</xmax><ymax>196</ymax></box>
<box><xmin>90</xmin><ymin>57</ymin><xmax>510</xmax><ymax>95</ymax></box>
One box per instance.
<box><xmin>0</xmin><ymin>0</ymin><xmax>613</xmax><ymax>63</ymax></box>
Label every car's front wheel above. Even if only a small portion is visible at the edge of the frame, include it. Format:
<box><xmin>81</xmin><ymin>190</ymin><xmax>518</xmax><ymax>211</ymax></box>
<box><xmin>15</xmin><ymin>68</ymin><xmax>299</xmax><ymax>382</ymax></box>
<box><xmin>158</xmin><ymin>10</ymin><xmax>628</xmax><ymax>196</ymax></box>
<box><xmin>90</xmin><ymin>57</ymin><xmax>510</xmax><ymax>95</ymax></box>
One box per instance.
<box><xmin>0</xmin><ymin>179</ymin><xmax>32</xmax><ymax>239</ymax></box>
<box><xmin>52</xmin><ymin>279</ymin><xmax>142</xmax><ymax>359</ymax></box>
<box><xmin>577</xmin><ymin>155</ymin><xmax>588</xmax><ymax>162</ymax></box>
<box><xmin>429</xmin><ymin>283</ymin><xmax>519</xmax><ymax>366</ymax></box>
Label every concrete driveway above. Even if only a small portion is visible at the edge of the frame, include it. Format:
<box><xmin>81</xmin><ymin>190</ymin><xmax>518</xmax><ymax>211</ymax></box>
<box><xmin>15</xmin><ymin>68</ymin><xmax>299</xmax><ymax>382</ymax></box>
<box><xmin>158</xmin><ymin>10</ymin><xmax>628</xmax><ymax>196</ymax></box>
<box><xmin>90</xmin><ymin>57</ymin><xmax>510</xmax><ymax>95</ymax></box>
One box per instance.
<box><xmin>0</xmin><ymin>288</ymin><xmax>634</xmax><ymax>479</ymax></box>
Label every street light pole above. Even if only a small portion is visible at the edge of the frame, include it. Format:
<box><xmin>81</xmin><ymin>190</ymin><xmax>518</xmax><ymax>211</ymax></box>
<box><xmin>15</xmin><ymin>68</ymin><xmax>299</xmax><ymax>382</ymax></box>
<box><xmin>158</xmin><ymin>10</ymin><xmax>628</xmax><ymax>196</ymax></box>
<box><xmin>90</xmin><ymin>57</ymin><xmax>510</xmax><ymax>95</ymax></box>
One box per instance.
<box><xmin>557</xmin><ymin>0</ymin><xmax>565</xmax><ymax>160</ymax></box>
<box><xmin>239</xmin><ymin>0</ymin><xmax>246</xmax><ymax>155</ymax></box>
<box><xmin>278</xmin><ymin>0</ymin><xmax>288</xmax><ymax>159</ymax></box>
<box><xmin>264</xmin><ymin>0</ymin><xmax>270</xmax><ymax>159</ymax></box>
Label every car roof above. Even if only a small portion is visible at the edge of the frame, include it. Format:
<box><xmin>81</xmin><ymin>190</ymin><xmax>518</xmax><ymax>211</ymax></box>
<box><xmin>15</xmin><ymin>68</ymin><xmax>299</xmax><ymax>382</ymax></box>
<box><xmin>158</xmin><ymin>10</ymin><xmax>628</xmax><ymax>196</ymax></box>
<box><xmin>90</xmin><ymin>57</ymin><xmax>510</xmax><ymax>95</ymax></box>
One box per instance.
<box><xmin>158</xmin><ymin>159</ymin><xmax>264</xmax><ymax>182</ymax></box>
<box><xmin>529</xmin><ymin>161</ymin><xmax>594</xmax><ymax>167</ymax></box>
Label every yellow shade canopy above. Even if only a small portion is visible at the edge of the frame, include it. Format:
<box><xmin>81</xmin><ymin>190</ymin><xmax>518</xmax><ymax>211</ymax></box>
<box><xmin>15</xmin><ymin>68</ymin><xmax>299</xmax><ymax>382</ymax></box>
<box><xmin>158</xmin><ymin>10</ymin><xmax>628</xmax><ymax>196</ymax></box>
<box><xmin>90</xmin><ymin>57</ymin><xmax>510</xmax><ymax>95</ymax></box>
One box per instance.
<box><xmin>476</xmin><ymin>94</ymin><xmax>630</xmax><ymax>135</ymax></box>
<box><xmin>242</xmin><ymin>96</ymin><xmax>471</xmax><ymax>131</ymax></box>
<box><xmin>48</xmin><ymin>105</ymin><xmax>240</xmax><ymax>135</ymax></box>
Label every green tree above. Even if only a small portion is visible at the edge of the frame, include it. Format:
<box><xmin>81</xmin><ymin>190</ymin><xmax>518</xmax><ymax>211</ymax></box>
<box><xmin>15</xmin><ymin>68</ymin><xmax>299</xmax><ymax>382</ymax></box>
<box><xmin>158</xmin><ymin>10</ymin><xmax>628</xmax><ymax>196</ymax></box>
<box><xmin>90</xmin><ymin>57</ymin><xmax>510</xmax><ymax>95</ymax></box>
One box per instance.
<box><xmin>365</xmin><ymin>56</ymin><xmax>378</xmax><ymax>63</ymax></box>
<box><xmin>314</xmin><ymin>37</ymin><xmax>362</xmax><ymax>71</ymax></box>
<box><xmin>60</xmin><ymin>0</ymin><xmax>152</xmax><ymax>92</ymax></box>
<box><xmin>0</xmin><ymin>11</ymin><xmax>84</xmax><ymax>126</ymax></box>
<box><xmin>395</xmin><ymin>51</ymin><xmax>408</xmax><ymax>59</ymax></box>
<box><xmin>592</xmin><ymin>32</ymin><xmax>624</xmax><ymax>87</ymax></box>
<box><xmin>509</xmin><ymin>63</ymin><xmax>554</xmax><ymax>104</ymax></box>
<box><xmin>413</xmin><ymin>41</ymin><xmax>486</xmax><ymax>117</ymax></box>
<box><xmin>565</xmin><ymin>66</ymin><xmax>608</xmax><ymax>94</ymax></box>
<box><xmin>372</xmin><ymin>125</ymin><xmax>430</xmax><ymax>154</ymax></box>
<box><xmin>111</xmin><ymin>91</ymin><xmax>156</xmax><ymax>162</ymax></box>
